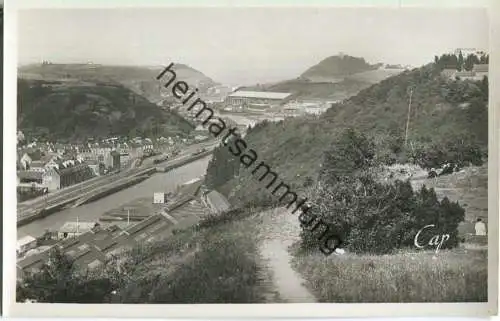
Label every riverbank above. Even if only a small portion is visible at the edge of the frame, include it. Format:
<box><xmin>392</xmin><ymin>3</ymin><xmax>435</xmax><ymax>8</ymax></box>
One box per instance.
<box><xmin>17</xmin><ymin>150</ymin><xmax>214</xmax><ymax>229</ymax></box>
<box><xmin>17</xmin><ymin>156</ymin><xmax>212</xmax><ymax>240</ymax></box>
<box><xmin>17</xmin><ymin>175</ymin><xmax>151</xmax><ymax>227</ymax></box>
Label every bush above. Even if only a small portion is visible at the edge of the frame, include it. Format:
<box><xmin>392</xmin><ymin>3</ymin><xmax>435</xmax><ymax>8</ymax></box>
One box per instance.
<box><xmin>319</xmin><ymin>128</ymin><xmax>376</xmax><ymax>184</ymax></box>
<box><xmin>17</xmin><ymin>248</ymin><xmax>115</xmax><ymax>303</ymax></box>
<box><xmin>302</xmin><ymin>176</ymin><xmax>465</xmax><ymax>254</ymax></box>
<box><xmin>300</xmin><ymin>128</ymin><xmax>465</xmax><ymax>254</ymax></box>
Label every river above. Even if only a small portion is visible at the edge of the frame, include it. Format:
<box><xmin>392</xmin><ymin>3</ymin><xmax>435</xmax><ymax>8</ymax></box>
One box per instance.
<box><xmin>18</xmin><ymin>156</ymin><xmax>211</xmax><ymax>240</ymax></box>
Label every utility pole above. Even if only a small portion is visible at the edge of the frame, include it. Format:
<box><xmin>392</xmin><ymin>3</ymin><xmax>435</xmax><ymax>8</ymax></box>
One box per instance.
<box><xmin>404</xmin><ymin>87</ymin><xmax>413</xmax><ymax>147</ymax></box>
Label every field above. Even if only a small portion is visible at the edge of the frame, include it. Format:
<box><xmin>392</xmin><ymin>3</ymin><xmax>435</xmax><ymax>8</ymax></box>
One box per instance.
<box><xmin>410</xmin><ymin>163</ymin><xmax>488</xmax><ymax>235</ymax></box>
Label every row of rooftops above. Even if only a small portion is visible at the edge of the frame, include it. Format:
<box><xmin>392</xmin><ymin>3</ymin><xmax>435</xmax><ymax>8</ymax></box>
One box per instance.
<box><xmin>17</xmin><ymin>161</ymin><xmax>93</xmax><ymax>181</ymax></box>
<box><xmin>18</xmin><ymin>213</ymin><xmax>182</xmax><ymax>276</ymax></box>
<box><xmin>17</xmin><ymin>177</ymin><xmax>211</xmax><ymax>277</ymax></box>
<box><xmin>18</xmin><ymin>140</ymin><xmax>161</xmax><ymax>157</ymax></box>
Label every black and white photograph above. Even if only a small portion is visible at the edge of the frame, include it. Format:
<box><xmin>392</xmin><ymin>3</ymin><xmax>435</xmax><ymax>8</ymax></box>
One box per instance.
<box><xmin>3</xmin><ymin>0</ymin><xmax>498</xmax><ymax>318</ymax></box>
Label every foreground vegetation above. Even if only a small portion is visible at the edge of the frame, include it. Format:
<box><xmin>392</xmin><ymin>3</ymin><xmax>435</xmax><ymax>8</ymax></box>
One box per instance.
<box><xmin>292</xmin><ymin>247</ymin><xmax>487</xmax><ymax>302</ymax></box>
<box><xmin>17</xmin><ymin>207</ymin><xmax>266</xmax><ymax>303</ymax></box>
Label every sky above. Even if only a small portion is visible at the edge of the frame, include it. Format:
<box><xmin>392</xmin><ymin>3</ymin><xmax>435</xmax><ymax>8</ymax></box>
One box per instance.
<box><xmin>18</xmin><ymin>7</ymin><xmax>488</xmax><ymax>86</ymax></box>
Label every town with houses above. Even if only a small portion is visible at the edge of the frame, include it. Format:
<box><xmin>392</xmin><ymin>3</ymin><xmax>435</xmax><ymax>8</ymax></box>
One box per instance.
<box><xmin>16</xmin><ymin>51</ymin><xmax>489</xmax><ymax>279</ymax></box>
<box><xmin>13</xmin><ymin>19</ymin><xmax>491</xmax><ymax>306</ymax></box>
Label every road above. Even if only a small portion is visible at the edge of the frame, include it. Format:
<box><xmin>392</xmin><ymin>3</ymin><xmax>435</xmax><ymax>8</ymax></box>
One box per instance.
<box><xmin>17</xmin><ymin>139</ymin><xmax>220</xmax><ymax>222</ymax></box>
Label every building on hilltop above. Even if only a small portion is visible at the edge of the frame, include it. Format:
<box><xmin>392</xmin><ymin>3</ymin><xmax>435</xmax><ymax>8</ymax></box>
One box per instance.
<box><xmin>441</xmin><ymin>64</ymin><xmax>488</xmax><ymax>81</ymax></box>
<box><xmin>473</xmin><ymin>64</ymin><xmax>489</xmax><ymax>79</ymax></box>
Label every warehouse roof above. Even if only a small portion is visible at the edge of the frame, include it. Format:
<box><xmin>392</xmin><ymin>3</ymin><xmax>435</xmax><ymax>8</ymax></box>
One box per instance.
<box><xmin>227</xmin><ymin>91</ymin><xmax>291</xmax><ymax>100</ymax></box>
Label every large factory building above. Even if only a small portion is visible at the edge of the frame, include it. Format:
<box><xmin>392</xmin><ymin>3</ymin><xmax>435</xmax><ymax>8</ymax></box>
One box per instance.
<box><xmin>224</xmin><ymin>90</ymin><xmax>292</xmax><ymax>110</ymax></box>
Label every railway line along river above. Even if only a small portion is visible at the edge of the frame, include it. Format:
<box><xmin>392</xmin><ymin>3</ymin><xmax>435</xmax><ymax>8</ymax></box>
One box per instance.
<box><xmin>17</xmin><ymin>156</ymin><xmax>211</xmax><ymax>240</ymax></box>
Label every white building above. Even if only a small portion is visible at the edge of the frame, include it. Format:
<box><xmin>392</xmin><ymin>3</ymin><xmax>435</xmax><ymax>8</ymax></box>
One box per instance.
<box><xmin>58</xmin><ymin>221</ymin><xmax>99</xmax><ymax>239</ymax></box>
<box><xmin>17</xmin><ymin>235</ymin><xmax>37</xmax><ymax>257</ymax></box>
<box><xmin>153</xmin><ymin>192</ymin><xmax>167</xmax><ymax>204</ymax></box>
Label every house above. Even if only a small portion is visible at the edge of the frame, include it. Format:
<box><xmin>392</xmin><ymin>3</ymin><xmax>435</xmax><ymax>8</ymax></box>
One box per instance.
<box><xmin>305</xmin><ymin>106</ymin><xmax>329</xmax><ymax>115</ymax></box>
<box><xmin>153</xmin><ymin>192</ymin><xmax>167</xmax><ymax>204</ymax></box>
<box><xmin>77</xmin><ymin>146</ymin><xmax>94</xmax><ymax>161</ymax></box>
<box><xmin>30</xmin><ymin>160</ymin><xmax>47</xmax><ymax>172</ymax></box>
<box><xmin>27</xmin><ymin>149</ymin><xmax>43</xmax><ymax>162</ymax></box>
<box><xmin>104</xmin><ymin>150</ymin><xmax>121</xmax><ymax>171</ymax></box>
<box><xmin>16</xmin><ymin>249</ymin><xmax>50</xmax><ymax>278</ymax></box>
<box><xmin>205</xmin><ymin>190</ymin><xmax>231</xmax><ymax>213</ymax></box>
<box><xmin>17</xmin><ymin>170</ymin><xmax>44</xmax><ymax>186</ymax></box>
<box><xmin>42</xmin><ymin>167</ymin><xmax>61</xmax><ymax>191</ymax></box>
<box><xmin>58</xmin><ymin>163</ymin><xmax>95</xmax><ymax>188</ymax></box>
<box><xmin>86</xmin><ymin>160</ymin><xmax>104</xmax><ymax>176</ymax></box>
<box><xmin>17</xmin><ymin>225</ymin><xmax>126</xmax><ymax>279</ymax></box>
<box><xmin>18</xmin><ymin>152</ymin><xmax>32</xmax><ymax>170</ymax></box>
<box><xmin>454</xmin><ymin>71</ymin><xmax>475</xmax><ymax>80</ymax></box>
<box><xmin>58</xmin><ymin>221</ymin><xmax>100</xmax><ymax>239</ymax></box>
<box><xmin>17</xmin><ymin>235</ymin><xmax>37</xmax><ymax>257</ymax></box>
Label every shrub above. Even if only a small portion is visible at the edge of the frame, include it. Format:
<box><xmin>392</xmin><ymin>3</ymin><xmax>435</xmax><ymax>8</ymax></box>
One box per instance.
<box><xmin>319</xmin><ymin>128</ymin><xmax>376</xmax><ymax>184</ymax></box>
<box><xmin>302</xmin><ymin>177</ymin><xmax>465</xmax><ymax>254</ymax></box>
<box><xmin>300</xmin><ymin>128</ymin><xmax>466</xmax><ymax>254</ymax></box>
<box><xmin>17</xmin><ymin>248</ymin><xmax>115</xmax><ymax>303</ymax></box>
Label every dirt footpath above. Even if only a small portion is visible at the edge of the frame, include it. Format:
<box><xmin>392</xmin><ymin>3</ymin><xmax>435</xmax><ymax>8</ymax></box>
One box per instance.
<box><xmin>257</xmin><ymin>208</ymin><xmax>317</xmax><ymax>303</ymax></box>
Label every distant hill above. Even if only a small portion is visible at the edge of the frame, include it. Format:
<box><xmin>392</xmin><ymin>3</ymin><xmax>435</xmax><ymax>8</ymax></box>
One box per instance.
<box><xmin>301</xmin><ymin>55</ymin><xmax>378</xmax><ymax>80</ymax></box>
<box><xmin>17</xmin><ymin>78</ymin><xmax>194</xmax><ymax>142</ymax></box>
<box><xmin>240</xmin><ymin>55</ymin><xmax>403</xmax><ymax>101</ymax></box>
<box><xmin>18</xmin><ymin>63</ymin><xmax>219</xmax><ymax>104</ymax></box>
<box><xmin>207</xmin><ymin>62</ymin><xmax>488</xmax><ymax>207</ymax></box>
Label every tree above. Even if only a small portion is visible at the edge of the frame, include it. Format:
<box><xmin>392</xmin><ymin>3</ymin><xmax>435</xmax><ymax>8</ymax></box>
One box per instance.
<box><xmin>17</xmin><ymin>248</ymin><xmax>115</xmax><ymax>303</ymax></box>
<box><xmin>205</xmin><ymin>137</ymin><xmax>240</xmax><ymax>190</ymax></box>
<box><xmin>463</xmin><ymin>54</ymin><xmax>478</xmax><ymax>71</ymax></box>
<box><xmin>319</xmin><ymin>128</ymin><xmax>375</xmax><ymax>185</ymax></box>
<box><xmin>457</xmin><ymin>51</ymin><xmax>464</xmax><ymax>71</ymax></box>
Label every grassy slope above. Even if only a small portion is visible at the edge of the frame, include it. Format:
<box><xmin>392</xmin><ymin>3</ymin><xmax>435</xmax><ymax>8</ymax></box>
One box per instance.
<box><xmin>17</xmin><ymin>79</ymin><xmax>194</xmax><ymax>142</ymax></box>
<box><xmin>292</xmin><ymin>247</ymin><xmax>487</xmax><ymax>302</ymax></box>
<box><xmin>214</xmin><ymin>63</ymin><xmax>487</xmax><ymax>206</ymax></box>
<box><xmin>113</xmin><ymin>208</ymin><xmax>268</xmax><ymax>303</ymax></box>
